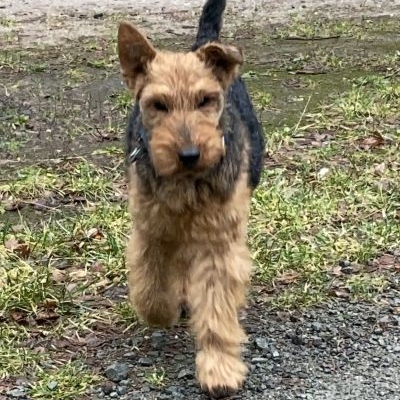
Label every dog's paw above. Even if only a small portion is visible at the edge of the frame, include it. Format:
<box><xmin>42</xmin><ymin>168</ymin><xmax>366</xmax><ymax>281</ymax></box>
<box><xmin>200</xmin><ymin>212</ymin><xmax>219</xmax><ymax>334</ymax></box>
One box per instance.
<box><xmin>196</xmin><ymin>350</ymin><xmax>247</xmax><ymax>398</ymax></box>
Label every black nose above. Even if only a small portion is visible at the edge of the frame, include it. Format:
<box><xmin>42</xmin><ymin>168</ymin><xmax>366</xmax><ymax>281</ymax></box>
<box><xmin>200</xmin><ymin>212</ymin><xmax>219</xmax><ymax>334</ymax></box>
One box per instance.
<box><xmin>178</xmin><ymin>146</ymin><xmax>200</xmax><ymax>168</ymax></box>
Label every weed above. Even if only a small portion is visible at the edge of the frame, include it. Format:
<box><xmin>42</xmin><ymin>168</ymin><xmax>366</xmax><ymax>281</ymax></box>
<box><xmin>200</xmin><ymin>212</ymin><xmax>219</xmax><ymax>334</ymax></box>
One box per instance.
<box><xmin>0</xmin><ymin>326</ymin><xmax>45</xmax><ymax>379</ymax></box>
<box><xmin>29</xmin><ymin>361</ymin><xmax>100</xmax><ymax>400</ymax></box>
<box><xmin>0</xmin><ymin>17</ymin><xmax>15</xmax><ymax>27</ymax></box>
<box><xmin>145</xmin><ymin>367</ymin><xmax>166</xmax><ymax>387</ymax></box>
<box><xmin>111</xmin><ymin>90</ymin><xmax>132</xmax><ymax>112</ymax></box>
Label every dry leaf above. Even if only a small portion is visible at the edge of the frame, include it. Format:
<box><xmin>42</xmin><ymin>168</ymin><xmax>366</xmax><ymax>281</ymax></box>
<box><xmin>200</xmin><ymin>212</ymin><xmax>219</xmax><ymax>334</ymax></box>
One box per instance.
<box><xmin>276</xmin><ymin>270</ymin><xmax>300</xmax><ymax>284</ymax></box>
<box><xmin>66</xmin><ymin>283</ymin><xmax>78</xmax><ymax>293</ymax></box>
<box><xmin>32</xmin><ymin>346</ymin><xmax>46</xmax><ymax>354</ymax></box>
<box><xmin>52</xmin><ymin>269</ymin><xmax>66</xmax><ymax>283</ymax></box>
<box><xmin>11</xmin><ymin>224</ymin><xmax>25</xmax><ymax>233</ymax></box>
<box><xmin>86</xmin><ymin>227</ymin><xmax>105</xmax><ymax>240</ymax></box>
<box><xmin>91</xmin><ymin>261</ymin><xmax>105</xmax><ymax>273</ymax></box>
<box><xmin>35</xmin><ymin>311</ymin><xmax>60</xmax><ymax>324</ymax></box>
<box><xmin>42</xmin><ymin>298</ymin><xmax>59</xmax><ymax>311</ymax></box>
<box><xmin>92</xmin><ymin>278</ymin><xmax>111</xmax><ymax>289</ymax></box>
<box><xmin>5</xmin><ymin>237</ymin><xmax>19</xmax><ymax>251</ymax></box>
<box><xmin>68</xmin><ymin>269</ymin><xmax>88</xmax><ymax>280</ymax></box>
<box><xmin>378</xmin><ymin>254</ymin><xmax>394</xmax><ymax>266</ymax></box>
<box><xmin>373</xmin><ymin>162</ymin><xmax>386</xmax><ymax>175</ymax></box>
<box><xmin>359</xmin><ymin>133</ymin><xmax>384</xmax><ymax>150</ymax></box>
<box><xmin>330</xmin><ymin>266</ymin><xmax>343</xmax><ymax>276</ymax></box>
<box><xmin>10</xmin><ymin>311</ymin><xmax>27</xmax><ymax>323</ymax></box>
<box><xmin>5</xmin><ymin>237</ymin><xmax>31</xmax><ymax>258</ymax></box>
<box><xmin>3</xmin><ymin>201</ymin><xmax>25</xmax><ymax>211</ymax></box>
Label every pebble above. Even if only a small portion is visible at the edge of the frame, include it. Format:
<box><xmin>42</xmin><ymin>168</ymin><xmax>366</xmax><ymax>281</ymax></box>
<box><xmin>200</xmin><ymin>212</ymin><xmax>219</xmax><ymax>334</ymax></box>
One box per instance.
<box><xmin>127</xmin><ymin>337</ymin><xmax>143</xmax><ymax>348</ymax></box>
<box><xmin>251</xmin><ymin>357</ymin><xmax>268</xmax><ymax>363</ymax></box>
<box><xmin>138</xmin><ymin>357</ymin><xmax>153</xmax><ymax>367</ymax></box>
<box><xmin>100</xmin><ymin>382</ymin><xmax>114</xmax><ymax>395</ymax></box>
<box><xmin>166</xmin><ymin>386</ymin><xmax>184</xmax><ymax>398</ymax></box>
<box><xmin>255</xmin><ymin>337</ymin><xmax>269</xmax><ymax>350</ymax></box>
<box><xmin>104</xmin><ymin>362</ymin><xmax>130</xmax><ymax>382</ymax></box>
<box><xmin>117</xmin><ymin>385</ymin><xmax>129</xmax><ymax>395</ymax></box>
<box><xmin>312</xmin><ymin>322</ymin><xmax>322</xmax><ymax>331</ymax></box>
<box><xmin>339</xmin><ymin>260</ymin><xmax>352</xmax><ymax>268</ymax></box>
<box><xmin>151</xmin><ymin>331</ymin><xmax>166</xmax><ymax>350</ymax></box>
<box><xmin>271</xmin><ymin>346</ymin><xmax>280</xmax><ymax>358</ymax></box>
<box><xmin>291</xmin><ymin>334</ymin><xmax>305</xmax><ymax>345</ymax></box>
<box><xmin>177</xmin><ymin>368</ymin><xmax>194</xmax><ymax>379</ymax></box>
<box><xmin>123</xmin><ymin>351</ymin><xmax>137</xmax><ymax>360</ymax></box>
<box><xmin>6</xmin><ymin>388</ymin><xmax>25</xmax><ymax>398</ymax></box>
<box><xmin>47</xmin><ymin>381</ymin><xmax>58</xmax><ymax>390</ymax></box>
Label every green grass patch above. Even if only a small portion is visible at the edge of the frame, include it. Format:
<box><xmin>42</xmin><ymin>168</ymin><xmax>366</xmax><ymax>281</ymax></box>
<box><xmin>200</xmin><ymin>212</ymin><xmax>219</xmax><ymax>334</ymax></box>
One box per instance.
<box><xmin>250</xmin><ymin>72</ymin><xmax>400</xmax><ymax>307</ymax></box>
<box><xmin>29</xmin><ymin>361</ymin><xmax>100</xmax><ymax>400</ymax></box>
<box><xmin>0</xmin><ymin>326</ymin><xmax>45</xmax><ymax>379</ymax></box>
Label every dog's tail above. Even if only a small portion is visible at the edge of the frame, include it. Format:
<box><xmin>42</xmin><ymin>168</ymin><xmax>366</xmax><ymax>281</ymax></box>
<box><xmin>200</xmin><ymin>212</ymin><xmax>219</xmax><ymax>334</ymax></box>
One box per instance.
<box><xmin>192</xmin><ymin>0</ymin><xmax>226</xmax><ymax>50</ymax></box>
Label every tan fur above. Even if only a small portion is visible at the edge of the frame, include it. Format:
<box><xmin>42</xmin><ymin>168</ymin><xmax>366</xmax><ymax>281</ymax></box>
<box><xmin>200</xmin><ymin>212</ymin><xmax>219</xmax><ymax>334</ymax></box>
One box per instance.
<box><xmin>119</xmin><ymin>21</ymin><xmax>253</xmax><ymax>396</ymax></box>
<box><xmin>126</xmin><ymin>165</ymin><xmax>252</xmax><ymax>394</ymax></box>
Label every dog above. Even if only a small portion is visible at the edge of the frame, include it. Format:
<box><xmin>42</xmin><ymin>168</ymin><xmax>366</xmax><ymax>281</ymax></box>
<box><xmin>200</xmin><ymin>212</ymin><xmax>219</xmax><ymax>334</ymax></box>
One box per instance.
<box><xmin>117</xmin><ymin>0</ymin><xmax>264</xmax><ymax>396</ymax></box>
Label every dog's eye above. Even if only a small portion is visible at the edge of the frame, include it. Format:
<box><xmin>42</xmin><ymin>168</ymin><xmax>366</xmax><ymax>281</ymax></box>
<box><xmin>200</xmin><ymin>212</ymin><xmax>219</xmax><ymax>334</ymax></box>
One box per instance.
<box><xmin>197</xmin><ymin>96</ymin><xmax>213</xmax><ymax>108</ymax></box>
<box><xmin>153</xmin><ymin>101</ymin><xmax>168</xmax><ymax>112</ymax></box>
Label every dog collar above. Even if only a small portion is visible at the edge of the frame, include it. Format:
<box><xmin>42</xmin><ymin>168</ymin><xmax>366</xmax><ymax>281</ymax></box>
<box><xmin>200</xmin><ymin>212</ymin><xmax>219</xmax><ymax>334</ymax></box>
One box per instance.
<box><xmin>129</xmin><ymin>123</ymin><xmax>149</xmax><ymax>164</ymax></box>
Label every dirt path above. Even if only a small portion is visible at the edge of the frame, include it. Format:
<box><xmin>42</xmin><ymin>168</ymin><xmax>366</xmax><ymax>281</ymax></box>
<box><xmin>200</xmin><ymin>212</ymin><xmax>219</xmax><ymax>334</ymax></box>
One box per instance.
<box><xmin>1</xmin><ymin>0</ymin><xmax>400</xmax><ymax>47</ymax></box>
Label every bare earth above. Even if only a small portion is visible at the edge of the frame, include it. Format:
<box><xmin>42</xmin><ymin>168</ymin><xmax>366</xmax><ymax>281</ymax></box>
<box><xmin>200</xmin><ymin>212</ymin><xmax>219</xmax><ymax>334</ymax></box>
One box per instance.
<box><xmin>1</xmin><ymin>0</ymin><xmax>400</xmax><ymax>46</ymax></box>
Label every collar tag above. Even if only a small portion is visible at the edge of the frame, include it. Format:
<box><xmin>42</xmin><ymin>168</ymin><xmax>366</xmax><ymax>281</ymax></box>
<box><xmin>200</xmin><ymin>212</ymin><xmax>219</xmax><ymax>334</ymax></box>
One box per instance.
<box><xmin>129</xmin><ymin>147</ymin><xmax>141</xmax><ymax>163</ymax></box>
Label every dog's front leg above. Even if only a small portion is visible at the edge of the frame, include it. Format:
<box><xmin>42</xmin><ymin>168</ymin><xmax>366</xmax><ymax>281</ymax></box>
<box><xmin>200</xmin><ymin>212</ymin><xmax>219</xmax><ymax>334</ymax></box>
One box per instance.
<box><xmin>188</xmin><ymin>243</ymin><xmax>251</xmax><ymax>398</ymax></box>
<box><xmin>126</xmin><ymin>230</ymin><xmax>181</xmax><ymax>327</ymax></box>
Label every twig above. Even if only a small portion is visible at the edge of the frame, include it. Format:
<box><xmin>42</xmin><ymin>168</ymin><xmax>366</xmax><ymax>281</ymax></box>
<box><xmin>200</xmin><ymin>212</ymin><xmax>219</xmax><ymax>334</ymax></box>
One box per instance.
<box><xmin>0</xmin><ymin>156</ymin><xmax>86</xmax><ymax>166</ymax></box>
<box><xmin>19</xmin><ymin>200</ymin><xmax>62</xmax><ymax>212</ymax></box>
<box><xmin>294</xmin><ymin>94</ymin><xmax>313</xmax><ymax>134</ymax></box>
<box><xmin>292</xmin><ymin>69</ymin><xmax>327</xmax><ymax>75</ymax></box>
<box><xmin>281</xmin><ymin>35</ymin><xmax>341</xmax><ymax>41</ymax></box>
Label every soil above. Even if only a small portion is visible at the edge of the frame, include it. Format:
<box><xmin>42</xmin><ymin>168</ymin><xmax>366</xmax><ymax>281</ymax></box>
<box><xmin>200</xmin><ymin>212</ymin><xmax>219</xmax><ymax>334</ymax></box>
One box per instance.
<box><xmin>2</xmin><ymin>0</ymin><xmax>400</xmax><ymax>47</ymax></box>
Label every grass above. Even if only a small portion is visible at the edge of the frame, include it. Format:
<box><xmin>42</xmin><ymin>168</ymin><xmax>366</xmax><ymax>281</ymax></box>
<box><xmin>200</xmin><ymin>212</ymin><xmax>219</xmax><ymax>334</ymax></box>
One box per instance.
<box><xmin>145</xmin><ymin>367</ymin><xmax>166</xmax><ymax>387</ymax></box>
<box><xmin>249</xmin><ymin>73</ymin><xmax>400</xmax><ymax>306</ymax></box>
<box><xmin>29</xmin><ymin>361</ymin><xmax>100</xmax><ymax>400</ymax></box>
<box><xmin>0</xmin><ymin>17</ymin><xmax>15</xmax><ymax>27</ymax></box>
<box><xmin>274</xmin><ymin>13</ymin><xmax>400</xmax><ymax>40</ymax></box>
<box><xmin>275</xmin><ymin>15</ymin><xmax>368</xmax><ymax>39</ymax></box>
<box><xmin>0</xmin><ymin>11</ymin><xmax>399</xmax><ymax>400</ymax></box>
<box><xmin>0</xmin><ymin>326</ymin><xmax>45</xmax><ymax>379</ymax></box>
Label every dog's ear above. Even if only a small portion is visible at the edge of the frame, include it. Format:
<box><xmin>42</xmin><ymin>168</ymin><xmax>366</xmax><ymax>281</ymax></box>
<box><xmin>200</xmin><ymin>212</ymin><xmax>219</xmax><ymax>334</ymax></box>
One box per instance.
<box><xmin>118</xmin><ymin>21</ymin><xmax>156</xmax><ymax>97</ymax></box>
<box><xmin>196</xmin><ymin>42</ymin><xmax>243</xmax><ymax>89</ymax></box>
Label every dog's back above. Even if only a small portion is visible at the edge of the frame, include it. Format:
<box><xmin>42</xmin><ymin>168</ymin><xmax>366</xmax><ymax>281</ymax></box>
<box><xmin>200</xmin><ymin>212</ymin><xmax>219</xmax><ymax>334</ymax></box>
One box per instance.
<box><xmin>192</xmin><ymin>0</ymin><xmax>265</xmax><ymax>188</ymax></box>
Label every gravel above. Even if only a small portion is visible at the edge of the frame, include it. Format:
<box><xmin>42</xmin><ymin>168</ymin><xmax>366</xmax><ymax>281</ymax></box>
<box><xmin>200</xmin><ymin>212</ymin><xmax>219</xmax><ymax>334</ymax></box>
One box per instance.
<box><xmin>89</xmin><ymin>287</ymin><xmax>400</xmax><ymax>400</ymax></box>
<box><xmin>104</xmin><ymin>362</ymin><xmax>131</xmax><ymax>382</ymax></box>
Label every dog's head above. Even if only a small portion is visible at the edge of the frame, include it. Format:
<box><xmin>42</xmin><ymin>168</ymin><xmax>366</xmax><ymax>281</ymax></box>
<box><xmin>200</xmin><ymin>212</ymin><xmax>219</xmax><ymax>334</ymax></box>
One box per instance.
<box><xmin>118</xmin><ymin>21</ymin><xmax>243</xmax><ymax>177</ymax></box>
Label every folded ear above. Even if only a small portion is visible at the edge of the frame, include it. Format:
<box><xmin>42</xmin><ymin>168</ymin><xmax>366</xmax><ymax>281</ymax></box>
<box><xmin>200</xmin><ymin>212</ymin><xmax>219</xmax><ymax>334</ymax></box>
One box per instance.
<box><xmin>196</xmin><ymin>42</ymin><xmax>243</xmax><ymax>89</ymax></box>
<box><xmin>117</xmin><ymin>21</ymin><xmax>156</xmax><ymax>97</ymax></box>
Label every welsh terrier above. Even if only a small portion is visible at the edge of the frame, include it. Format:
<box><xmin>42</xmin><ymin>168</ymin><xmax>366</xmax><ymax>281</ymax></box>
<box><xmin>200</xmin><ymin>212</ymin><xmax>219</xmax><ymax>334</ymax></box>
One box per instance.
<box><xmin>117</xmin><ymin>0</ymin><xmax>264</xmax><ymax>397</ymax></box>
